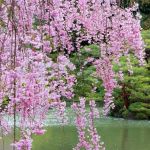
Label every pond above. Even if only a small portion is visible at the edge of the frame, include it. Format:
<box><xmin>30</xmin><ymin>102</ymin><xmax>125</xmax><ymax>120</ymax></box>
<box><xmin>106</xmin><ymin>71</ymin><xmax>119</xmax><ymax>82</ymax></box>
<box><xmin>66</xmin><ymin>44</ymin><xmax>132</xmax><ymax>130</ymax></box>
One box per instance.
<box><xmin>1</xmin><ymin>108</ymin><xmax>150</xmax><ymax>150</ymax></box>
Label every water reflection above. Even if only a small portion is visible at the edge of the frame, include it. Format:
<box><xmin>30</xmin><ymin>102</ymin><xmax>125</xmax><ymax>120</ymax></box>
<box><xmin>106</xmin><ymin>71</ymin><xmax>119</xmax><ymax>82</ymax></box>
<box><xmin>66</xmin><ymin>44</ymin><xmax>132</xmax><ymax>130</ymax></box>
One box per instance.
<box><xmin>121</xmin><ymin>121</ymin><xmax>129</xmax><ymax>150</ymax></box>
<box><xmin>0</xmin><ymin>118</ymin><xmax>150</xmax><ymax>150</ymax></box>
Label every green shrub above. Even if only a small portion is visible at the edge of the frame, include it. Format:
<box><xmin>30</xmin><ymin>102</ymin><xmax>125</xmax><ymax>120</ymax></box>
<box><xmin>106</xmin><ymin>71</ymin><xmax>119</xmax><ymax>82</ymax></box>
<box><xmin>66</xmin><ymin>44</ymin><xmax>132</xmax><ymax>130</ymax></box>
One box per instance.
<box><xmin>110</xmin><ymin>51</ymin><xmax>150</xmax><ymax>119</ymax></box>
<box><xmin>135</xmin><ymin>112</ymin><xmax>148</xmax><ymax>120</ymax></box>
<box><xmin>122</xmin><ymin>110</ymin><xmax>130</xmax><ymax>119</ymax></box>
<box><xmin>113</xmin><ymin>54</ymin><xmax>150</xmax><ymax>104</ymax></box>
<box><xmin>129</xmin><ymin>102</ymin><xmax>150</xmax><ymax>116</ymax></box>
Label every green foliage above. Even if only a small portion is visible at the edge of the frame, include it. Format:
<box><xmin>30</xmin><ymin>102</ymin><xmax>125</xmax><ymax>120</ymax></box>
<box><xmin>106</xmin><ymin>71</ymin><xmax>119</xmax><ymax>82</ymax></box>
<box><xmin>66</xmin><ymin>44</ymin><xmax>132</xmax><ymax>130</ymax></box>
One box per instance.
<box><xmin>114</xmin><ymin>54</ymin><xmax>150</xmax><ymax>104</ymax></box>
<box><xmin>138</xmin><ymin>0</ymin><xmax>150</xmax><ymax>30</ymax></box>
<box><xmin>0</xmin><ymin>96</ymin><xmax>10</xmax><ymax>112</ymax></box>
<box><xmin>135</xmin><ymin>112</ymin><xmax>148</xmax><ymax>120</ymax></box>
<box><xmin>142</xmin><ymin>30</ymin><xmax>150</xmax><ymax>62</ymax></box>
<box><xmin>127</xmin><ymin>102</ymin><xmax>150</xmax><ymax>119</ymax></box>
<box><xmin>70</xmin><ymin>34</ymin><xmax>150</xmax><ymax>115</ymax></box>
<box><xmin>109</xmin><ymin>100</ymin><xmax>125</xmax><ymax>118</ymax></box>
<box><xmin>139</xmin><ymin>0</ymin><xmax>150</xmax><ymax>14</ymax></box>
<box><xmin>0</xmin><ymin>0</ymin><xmax>4</xmax><ymax>5</ymax></box>
<box><xmin>142</xmin><ymin>30</ymin><xmax>150</xmax><ymax>48</ymax></box>
<box><xmin>142</xmin><ymin>30</ymin><xmax>150</xmax><ymax>39</ymax></box>
<box><xmin>70</xmin><ymin>45</ymin><xmax>104</xmax><ymax>104</ymax></box>
<box><xmin>129</xmin><ymin>102</ymin><xmax>150</xmax><ymax>115</ymax></box>
<box><xmin>141</xmin><ymin>14</ymin><xmax>150</xmax><ymax>30</ymax></box>
<box><xmin>122</xmin><ymin>109</ymin><xmax>130</xmax><ymax>119</ymax></box>
<box><xmin>110</xmin><ymin>50</ymin><xmax>150</xmax><ymax>119</ymax></box>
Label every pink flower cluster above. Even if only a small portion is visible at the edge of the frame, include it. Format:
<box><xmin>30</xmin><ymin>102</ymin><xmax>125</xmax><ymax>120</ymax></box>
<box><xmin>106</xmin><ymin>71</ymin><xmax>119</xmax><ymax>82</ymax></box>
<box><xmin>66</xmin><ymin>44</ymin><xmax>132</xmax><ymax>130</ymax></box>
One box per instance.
<box><xmin>48</xmin><ymin>55</ymin><xmax>76</xmax><ymax>101</ymax></box>
<box><xmin>72</xmin><ymin>98</ymin><xmax>105</xmax><ymax>150</ymax></box>
<box><xmin>12</xmin><ymin>138</ymin><xmax>33</xmax><ymax>150</ymax></box>
<box><xmin>0</xmin><ymin>0</ymin><xmax>145</xmax><ymax>149</ymax></box>
<box><xmin>94</xmin><ymin>58</ymin><xmax>117</xmax><ymax>115</ymax></box>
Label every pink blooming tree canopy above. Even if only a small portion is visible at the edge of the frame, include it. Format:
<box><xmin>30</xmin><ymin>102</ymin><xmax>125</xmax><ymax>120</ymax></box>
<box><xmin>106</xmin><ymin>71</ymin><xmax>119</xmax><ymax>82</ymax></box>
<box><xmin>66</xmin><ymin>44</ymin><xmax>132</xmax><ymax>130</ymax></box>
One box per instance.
<box><xmin>0</xmin><ymin>0</ymin><xmax>145</xmax><ymax>150</ymax></box>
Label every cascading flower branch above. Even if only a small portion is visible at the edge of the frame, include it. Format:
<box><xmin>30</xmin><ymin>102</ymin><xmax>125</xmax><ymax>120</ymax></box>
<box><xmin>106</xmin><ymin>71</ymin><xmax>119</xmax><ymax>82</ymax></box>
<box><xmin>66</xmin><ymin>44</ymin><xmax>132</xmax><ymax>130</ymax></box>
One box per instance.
<box><xmin>34</xmin><ymin>0</ymin><xmax>145</xmax><ymax>115</ymax></box>
<box><xmin>0</xmin><ymin>0</ymin><xmax>145</xmax><ymax>149</ymax></box>
<box><xmin>12</xmin><ymin>138</ymin><xmax>33</xmax><ymax>150</ymax></box>
<box><xmin>94</xmin><ymin>57</ymin><xmax>117</xmax><ymax>115</ymax></box>
<box><xmin>0</xmin><ymin>0</ymin><xmax>76</xmax><ymax>148</ymax></box>
<box><xmin>0</xmin><ymin>46</ymin><xmax>51</xmax><ymax>147</ymax></box>
<box><xmin>48</xmin><ymin>55</ymin><xmax>76</xmax><ymax>124</ymax></box>
<box><xmin>72</xmin><ymin>98</ymin><xmax>105</xmax><ymax>150</ymax></box>
<box><xmin>0</xmin><ymin>48</ymin><xmax>76</xmax><ymax>148</ymax></box>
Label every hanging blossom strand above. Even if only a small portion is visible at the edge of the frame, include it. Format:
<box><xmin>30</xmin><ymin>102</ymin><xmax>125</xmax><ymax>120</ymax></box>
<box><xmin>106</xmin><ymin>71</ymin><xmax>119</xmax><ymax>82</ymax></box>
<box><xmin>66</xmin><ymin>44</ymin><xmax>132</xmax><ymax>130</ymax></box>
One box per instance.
<box><xmin>72</xmin><ymin>98</ymin><xmax>105</xmax><ymax>150</ymax></box>
<box><xmin>0</xmin><ymin>0</ymin><xmax>145</xmax><ymax>149</ymax></box>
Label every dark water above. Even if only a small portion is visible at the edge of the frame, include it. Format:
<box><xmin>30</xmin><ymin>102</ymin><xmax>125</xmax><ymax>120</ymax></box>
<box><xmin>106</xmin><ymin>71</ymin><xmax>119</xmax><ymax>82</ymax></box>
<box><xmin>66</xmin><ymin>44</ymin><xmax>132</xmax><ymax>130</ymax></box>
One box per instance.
<box><xmin>1</xmin><ymin>112</ymin><xmax>150</xmax><ymax>150</ymax></box>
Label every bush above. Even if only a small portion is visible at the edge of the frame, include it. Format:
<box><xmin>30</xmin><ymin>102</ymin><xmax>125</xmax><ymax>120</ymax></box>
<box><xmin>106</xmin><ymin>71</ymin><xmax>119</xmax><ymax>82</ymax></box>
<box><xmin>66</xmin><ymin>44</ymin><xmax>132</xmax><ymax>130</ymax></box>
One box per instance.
<box><xmin>129</xmin><ymin>102</ymin><xmax>150</xmax><ymax>116</ymax></box>
<box><xmin>110</xmin><ymin>99</ymin><xmax>124</xmax><ymax>118</ymax></box>
<box><xmin>122</xmin><ymin>110</ymin><xmax>130</xmax><ymax>119</ymax></box>
<box><xmin>114</xmin><ymin>55</ymin><xmax>150</xmax><ymax>103</ymax></box>
<box><xmin>110</xmin><ymin>51</ymin><xmax>150</xmax><ymax>119</ymax></box>
<box><xmin>135</xmin><ymin>112</ymin><xmax>149</xmax><ymax>120</ymax></box>
<box><xmin>111</xmin><ymin>102</ymin><xmax>150</xmax><ymax>120</ymax></box>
